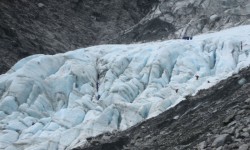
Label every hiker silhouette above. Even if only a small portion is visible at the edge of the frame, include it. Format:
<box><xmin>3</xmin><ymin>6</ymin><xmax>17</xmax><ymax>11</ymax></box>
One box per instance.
<box><xmin>195</xmin><ymin>75</ymin><xmax>199</xmax><ymax>80</ymax></box>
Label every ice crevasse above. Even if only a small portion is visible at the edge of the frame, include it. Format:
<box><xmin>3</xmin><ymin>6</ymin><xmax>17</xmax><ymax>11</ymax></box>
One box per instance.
<box><xmin>0</xmin><ymin>25</ymin><xmax>250</xmax><ymax>150</ymax></box>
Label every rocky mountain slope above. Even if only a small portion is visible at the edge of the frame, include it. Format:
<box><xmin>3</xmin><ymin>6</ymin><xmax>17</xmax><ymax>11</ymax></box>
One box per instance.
<box><xmin>74</xmin><ymin>65</ymin><xmax>250</xmax><ymax>150</ymax></box>
<box><xmin>1</xmin><ymin>0</ymin><xmax>250</xmax><ymax>74</ymax></box>
<box><xmin>114</xmin><ymin>0</ymin><xmax>250</xmax><ymax>43</ymax></box>
<box><xmin>0</xmin><ymin>0</ymin><xmax>156</xmax><ymax>73</ymax></box>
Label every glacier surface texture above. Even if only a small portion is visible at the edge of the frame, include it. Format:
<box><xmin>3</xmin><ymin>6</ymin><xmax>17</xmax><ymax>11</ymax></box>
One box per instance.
<box><xmin>0</xmin><ymin>25</ymin><xmax>250</xmax><ymax>150</ymax></box>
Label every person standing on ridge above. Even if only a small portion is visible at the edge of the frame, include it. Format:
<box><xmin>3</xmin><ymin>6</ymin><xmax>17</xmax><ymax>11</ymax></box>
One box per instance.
<box><xmin>241</xmin><ymin>41</ymin><xmax>243</xmax><ymax>50</ymax></box>
<box><xmin>195</xmin><ymin>75</ymin><xmax>199</xmax><ymax>80</ymax></box>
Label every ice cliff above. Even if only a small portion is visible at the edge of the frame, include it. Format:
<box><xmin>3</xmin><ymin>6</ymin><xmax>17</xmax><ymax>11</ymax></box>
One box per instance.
<box><xmin>0</xmin><ymin>25</ymin><xmax>250</xmax><ymax>150</ymax></box>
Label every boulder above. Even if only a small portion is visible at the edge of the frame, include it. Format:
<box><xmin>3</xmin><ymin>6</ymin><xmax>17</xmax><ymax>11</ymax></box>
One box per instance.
<box><xmin>37</xmin><ymin>3</ymin><xmax>45</xmax><ymax>8</ymax></box>
<box><xmin>212</xmin><ymin>134</ymin><xmax>232</xmax><ymax>148</ymax></box>
<box><xmin>238</xmin><ymin>144</ymin><xmax>249</xmax><ymax>150</ymax></box>
<box><xmin>223</xmin><ymin>114</ymin><xmax>235</xmax><ymax>125</ymax></box>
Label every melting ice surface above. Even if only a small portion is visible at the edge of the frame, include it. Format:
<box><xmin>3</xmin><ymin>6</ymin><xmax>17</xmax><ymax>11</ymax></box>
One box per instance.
<box><xmin>0</xmin><ymin>25</ymin><xmax>250</xmax><ymax>150</ymax></box>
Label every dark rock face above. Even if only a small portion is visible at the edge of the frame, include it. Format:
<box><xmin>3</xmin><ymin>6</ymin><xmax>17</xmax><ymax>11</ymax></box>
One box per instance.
<box><xmin>0</xmin><ymin>0</ymin><xmax>156</xmax><ymax>73</ymax></box>
<box><xmin>113</xmin><ymin>0</ymin><xmax>250</xmax><ymax>43</ymax></box>
<box><xmin>73</xmin><ymin>66</ymin><xmax>250</xmax><ymax>150</ymax></box>
<box><xmin>116</xmin><ymin>18</ymin><xmax>175</xmax><ymax>43</ymax></box>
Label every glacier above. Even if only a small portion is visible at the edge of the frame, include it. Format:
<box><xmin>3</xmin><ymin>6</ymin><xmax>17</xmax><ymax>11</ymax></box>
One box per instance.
<box><xmin>0</xmin><ymin>25</ymin><xmax>250</xmax><ymax>150</ymax></box>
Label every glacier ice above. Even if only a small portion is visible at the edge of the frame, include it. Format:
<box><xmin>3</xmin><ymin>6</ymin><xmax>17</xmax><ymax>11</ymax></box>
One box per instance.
<box><xmin>0</xmin><ymin>25</ymin><xmax>250</xmax><ymax>149</ymax></box>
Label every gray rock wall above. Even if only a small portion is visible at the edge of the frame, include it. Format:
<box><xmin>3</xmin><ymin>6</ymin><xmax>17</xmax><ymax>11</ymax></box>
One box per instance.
<box><xmin>114</xmin><ymin>0</ymin><xmax>250</xmax><ymax>43</ymax></box>
<box><xmin>0</xmin><ymin>0</ymin><xmax>155</xmax><ymax>73</ymax></box>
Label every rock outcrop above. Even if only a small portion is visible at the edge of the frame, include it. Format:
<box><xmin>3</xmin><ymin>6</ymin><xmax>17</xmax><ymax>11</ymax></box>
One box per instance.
<box><xmin>0</xmin><ymin>0</ymin><xmax>156</xmax><ymax>73</ymax></box>
<box><xmin>113</xmin><ymin>0</ymin><xmax>250</xmax><ymax>43</ymax></box>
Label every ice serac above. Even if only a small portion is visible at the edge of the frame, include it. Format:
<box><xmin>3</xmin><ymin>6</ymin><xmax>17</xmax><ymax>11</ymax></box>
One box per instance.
<box><xmin>0</xmin><ymin>25</ymin><xmax>250</xmax><ymax>150</ymax></box>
